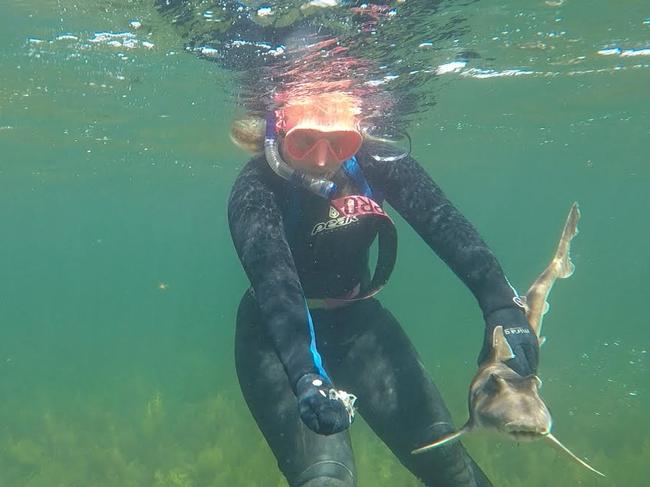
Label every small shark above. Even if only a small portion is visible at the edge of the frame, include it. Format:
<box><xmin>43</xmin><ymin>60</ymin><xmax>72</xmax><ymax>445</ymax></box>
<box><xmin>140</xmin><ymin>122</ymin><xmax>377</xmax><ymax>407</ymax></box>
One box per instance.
<box><xmin>412</xmin><ymin>203</ymin><xmax>605</xmax><ymax>477</ymax></box>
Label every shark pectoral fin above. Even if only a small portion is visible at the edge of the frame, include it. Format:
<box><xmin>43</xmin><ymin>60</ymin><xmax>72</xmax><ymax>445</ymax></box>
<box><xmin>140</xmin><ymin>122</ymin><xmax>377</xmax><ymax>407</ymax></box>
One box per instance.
<box><xmin>411</xmin><ymin>426</ymin><xmax>470</xmax><ymax>455</ymax></box>
<box><xmin>491</xmin><ymin>326</ymin><xmax>515</xmax><ymax>362</ymax></box>
<box><xmin>544</xmin><ymin>433</ymin><xmax>605</xmax><ymax>477</ymax></box>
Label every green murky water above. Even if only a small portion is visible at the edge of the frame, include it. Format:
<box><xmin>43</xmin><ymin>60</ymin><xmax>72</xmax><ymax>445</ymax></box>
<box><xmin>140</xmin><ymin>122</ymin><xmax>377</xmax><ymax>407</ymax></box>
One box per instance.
<box><xmin>1</xmin><ymin>1</ymin><xmax>648</xmax><ymax>486</ymax></box>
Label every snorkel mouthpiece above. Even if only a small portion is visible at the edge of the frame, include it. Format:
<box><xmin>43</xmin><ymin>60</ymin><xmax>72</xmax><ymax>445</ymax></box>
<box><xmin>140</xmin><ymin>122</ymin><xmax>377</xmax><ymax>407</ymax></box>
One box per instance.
<box><xmin>264</xmin><ymin>112</ymin><xmax>337</xmax><ymax>199</ymax></box>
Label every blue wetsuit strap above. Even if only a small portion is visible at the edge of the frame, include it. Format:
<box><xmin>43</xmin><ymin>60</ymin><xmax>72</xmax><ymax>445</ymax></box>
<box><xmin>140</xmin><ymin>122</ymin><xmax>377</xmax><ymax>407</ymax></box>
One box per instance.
<box><xmin>304</xmin><ymin>299</ymin><xmax>332</xmax><ymax>383</ymax></box>
<box><xmin>342</xmin><ymin>156</ymin><xmax>374</xmax><ymax>199</ymax></box>
<box><xmin>283</xmin><ymin>193</ymin><xmax>330</xmax><ymax>382</ymax></box>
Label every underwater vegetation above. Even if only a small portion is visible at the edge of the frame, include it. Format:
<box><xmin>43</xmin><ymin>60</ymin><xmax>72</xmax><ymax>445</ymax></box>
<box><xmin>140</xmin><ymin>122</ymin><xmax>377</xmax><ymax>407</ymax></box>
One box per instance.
<box><xmin>0</xmin><ymin>372</ymin><xmax>416</xmax><ymax>487</ymax></box>
<box><xmin>0</xmin><ymin>365</ymin><xmax>645</xmax><ymax>487</ymax></box>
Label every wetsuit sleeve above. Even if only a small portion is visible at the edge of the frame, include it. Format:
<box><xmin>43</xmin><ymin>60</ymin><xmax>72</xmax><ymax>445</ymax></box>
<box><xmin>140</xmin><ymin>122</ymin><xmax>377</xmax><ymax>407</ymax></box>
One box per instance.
<box><xmin>228</xmin><ymin>158</ymin><xmax>318</xmax><ymax>389</ymax></box>
<box><xmin>360</xmin><ymin>152</ymin><xmax>517</xmax><ymax>317</ymax></box>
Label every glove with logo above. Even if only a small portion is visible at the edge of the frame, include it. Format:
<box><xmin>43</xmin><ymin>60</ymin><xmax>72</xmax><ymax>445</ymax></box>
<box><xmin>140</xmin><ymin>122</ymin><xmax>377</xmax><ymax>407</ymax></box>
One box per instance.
<box><xmin>296</xmin><ymin>373</ymin><xmax>355</xmax><ymax>435</ymax></box>
<box><xmin>478</xmin><ymin>307</ymin><xmax>539</xmax><ymax>376</ymax></box>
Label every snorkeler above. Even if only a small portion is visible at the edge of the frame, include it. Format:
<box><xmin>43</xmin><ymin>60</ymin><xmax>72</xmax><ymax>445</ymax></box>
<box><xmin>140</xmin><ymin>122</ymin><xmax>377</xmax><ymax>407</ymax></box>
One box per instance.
<box><xmin>154</xmin><ymin>2</ymin><xmax>539</xmax><ymax>485</ymax></box>
<box><xmin>228</xmin><ymin>91</ymin><xmax>540</xmax><ymax>487</ymax></box>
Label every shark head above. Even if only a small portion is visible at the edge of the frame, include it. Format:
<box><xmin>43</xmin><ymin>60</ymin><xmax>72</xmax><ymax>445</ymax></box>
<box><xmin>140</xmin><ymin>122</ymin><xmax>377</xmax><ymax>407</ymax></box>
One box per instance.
<box><xmin>470</xmin><ymin>361</ymin><xmax>552</xmax><ymax>441</ymax></box>
<box><xmin>411</xmin><ymin>326</ymin><xmax>554</xmax><ymax>454</ymax></box>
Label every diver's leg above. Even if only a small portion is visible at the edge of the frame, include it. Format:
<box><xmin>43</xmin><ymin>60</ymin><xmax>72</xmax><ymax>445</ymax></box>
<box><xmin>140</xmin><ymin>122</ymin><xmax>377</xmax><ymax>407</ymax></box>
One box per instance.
<box><xmin>331</xmin><ymin>299</ymin><xmax>491</xmax><ymax>487</ymax></box>
<box><xmin>235</xmin><ymin>291</ymin><xmax>357</xmax><ymax>487</ymax></box>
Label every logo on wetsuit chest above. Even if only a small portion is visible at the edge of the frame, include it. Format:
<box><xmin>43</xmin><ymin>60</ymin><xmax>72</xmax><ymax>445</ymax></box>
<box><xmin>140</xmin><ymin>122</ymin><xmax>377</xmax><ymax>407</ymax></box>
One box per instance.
<box><xmin>311</xmin><ymin>209</ymin><xmax>359</xmax><ymax>236</ymax></box>
<box><xmin>311</xmin><ymin>196</ymin><xmax>385</xmax><ymax>236</ymax></box>
<box><xmin>336</xmin><ymin>195</ymin><xmax>385</xmax><ymax>218</ymax></box>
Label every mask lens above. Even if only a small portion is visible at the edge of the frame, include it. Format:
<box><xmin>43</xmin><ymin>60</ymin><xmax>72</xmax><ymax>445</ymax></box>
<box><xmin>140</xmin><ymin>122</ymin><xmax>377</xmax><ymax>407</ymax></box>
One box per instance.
<box><xmin>285</xmin><ymin>129</ymin><xmax>362</xmax><ymax>163</ymax></box>
<box><xmin>286</xmin><ymin>131</ymin><xmax>319</xmax><ymax>159</ymax></box>
<box><xmin>328</xmin><ymin>131</ymin><xmax>363</xmax><ymax>161</ymax></box>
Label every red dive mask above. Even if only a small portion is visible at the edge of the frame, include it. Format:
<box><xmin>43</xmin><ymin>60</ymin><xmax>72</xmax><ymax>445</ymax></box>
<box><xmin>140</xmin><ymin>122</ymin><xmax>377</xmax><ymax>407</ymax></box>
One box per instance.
<box><xmin>284</xmin><ymin>127</ymin><xmax>363</xmax><ymax>165</ymax></box>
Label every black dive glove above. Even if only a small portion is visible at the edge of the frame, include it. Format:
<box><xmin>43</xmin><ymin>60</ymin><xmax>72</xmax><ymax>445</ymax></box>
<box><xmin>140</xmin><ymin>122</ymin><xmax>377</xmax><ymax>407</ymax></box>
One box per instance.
<box><xmin>296</xmin><ymin>373</ymin><xmax>356</xmax><ymax>435</ymax></box>
<box><xmin>478</xmin><ymin>307</ymin><xmax>539</xmax><ymax>376</ymax></box>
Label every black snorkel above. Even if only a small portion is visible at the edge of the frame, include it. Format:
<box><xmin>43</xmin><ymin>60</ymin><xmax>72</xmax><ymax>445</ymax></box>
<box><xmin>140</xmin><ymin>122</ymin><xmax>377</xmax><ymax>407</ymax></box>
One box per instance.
<box><xmin>264</xmin><ymin>112</ymin><xmax>337</xmax><ymax>199</ymax></box>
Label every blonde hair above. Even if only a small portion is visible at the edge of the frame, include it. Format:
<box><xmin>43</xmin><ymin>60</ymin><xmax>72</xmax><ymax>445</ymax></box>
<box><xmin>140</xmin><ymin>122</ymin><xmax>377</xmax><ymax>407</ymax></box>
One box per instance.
<box><xmin>229</xmin><ymin>117</ymin><xmax>266</xmax><ymax>154</ymax></box>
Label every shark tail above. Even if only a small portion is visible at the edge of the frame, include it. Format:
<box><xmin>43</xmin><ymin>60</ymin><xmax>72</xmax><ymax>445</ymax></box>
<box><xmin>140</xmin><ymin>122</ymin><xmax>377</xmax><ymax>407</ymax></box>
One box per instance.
<box><xmin>544</xmin><ymin>433</ymin><xmax>605</xmax><ymax>477</ymax></box>
<box><xmin>411</xmin><ymin>426</ymin><xmax>469</xmax><ymax>455</ymax></box>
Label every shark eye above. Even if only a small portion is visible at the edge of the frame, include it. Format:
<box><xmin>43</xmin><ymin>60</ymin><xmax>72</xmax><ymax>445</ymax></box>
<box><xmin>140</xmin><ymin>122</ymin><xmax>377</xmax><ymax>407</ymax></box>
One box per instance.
<box><xmin>485</xmin><ymin>373</ymin><xmax>506</xmax><ymax>393</ymax></box>
<box><xmin>489</xmin><ymin>373</ymin><xmax>506</xmax><ymax>384</ymax></box>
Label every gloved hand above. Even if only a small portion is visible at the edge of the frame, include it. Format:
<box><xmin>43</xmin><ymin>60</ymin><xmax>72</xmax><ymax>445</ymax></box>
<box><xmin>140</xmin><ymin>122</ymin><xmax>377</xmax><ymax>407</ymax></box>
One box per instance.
<box><xmin>478</xmin><ymin>307</ymin><xmax>539</xmax><ymax>376</ymax></box>
<box><xmin>296</xmin><ymin>373</ymin><xmax>354</xmax><ymax>435</ymax></box>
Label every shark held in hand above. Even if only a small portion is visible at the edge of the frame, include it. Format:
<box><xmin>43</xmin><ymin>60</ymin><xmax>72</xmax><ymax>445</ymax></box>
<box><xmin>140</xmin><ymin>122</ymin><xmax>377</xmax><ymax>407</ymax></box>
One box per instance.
<box><xmin>412</xmin><ymin>203</ymin><xmax>604</xmax><ymax>478</ymax></box>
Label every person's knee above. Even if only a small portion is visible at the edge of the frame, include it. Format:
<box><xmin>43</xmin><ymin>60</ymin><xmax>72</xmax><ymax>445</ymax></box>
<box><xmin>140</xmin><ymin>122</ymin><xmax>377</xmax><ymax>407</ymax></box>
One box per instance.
<box><xmin>300</xmin><ymin>477</ymin><xmax>352</xmax><ymax>487</ymax></box>
<box><xmin>293</xmin><ymin>460</ymin><xmax>355</xmax><ymax>487</ymax></box>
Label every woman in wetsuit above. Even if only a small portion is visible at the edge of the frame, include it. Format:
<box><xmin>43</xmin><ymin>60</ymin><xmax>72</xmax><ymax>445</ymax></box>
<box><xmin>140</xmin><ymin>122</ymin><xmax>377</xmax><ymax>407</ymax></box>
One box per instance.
<box><xmin>152</xmin><ymin>1</ymin><xmax>539</xmax><ymax>485</ymax></box>
<box><xmin>228</xmin><ymin>92</ymin><xmax>540</xmax><ymax>487</ymax></box>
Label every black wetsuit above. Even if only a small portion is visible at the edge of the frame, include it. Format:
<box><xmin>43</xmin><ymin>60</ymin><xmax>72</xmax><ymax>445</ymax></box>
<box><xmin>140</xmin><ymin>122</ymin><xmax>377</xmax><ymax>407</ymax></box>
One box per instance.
<box><xmin>228</xmin><ymin>148</ymin><xmax>520</xmax><ymax>487</ymax></box>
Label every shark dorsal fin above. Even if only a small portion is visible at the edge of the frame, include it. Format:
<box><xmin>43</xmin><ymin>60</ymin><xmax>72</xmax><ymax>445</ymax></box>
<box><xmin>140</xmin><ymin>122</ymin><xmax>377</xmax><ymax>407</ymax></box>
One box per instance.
<box><xmin>491</xmin><ymin>325</ymin><xmax>515</xmax><ymax>362</ymax></box>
